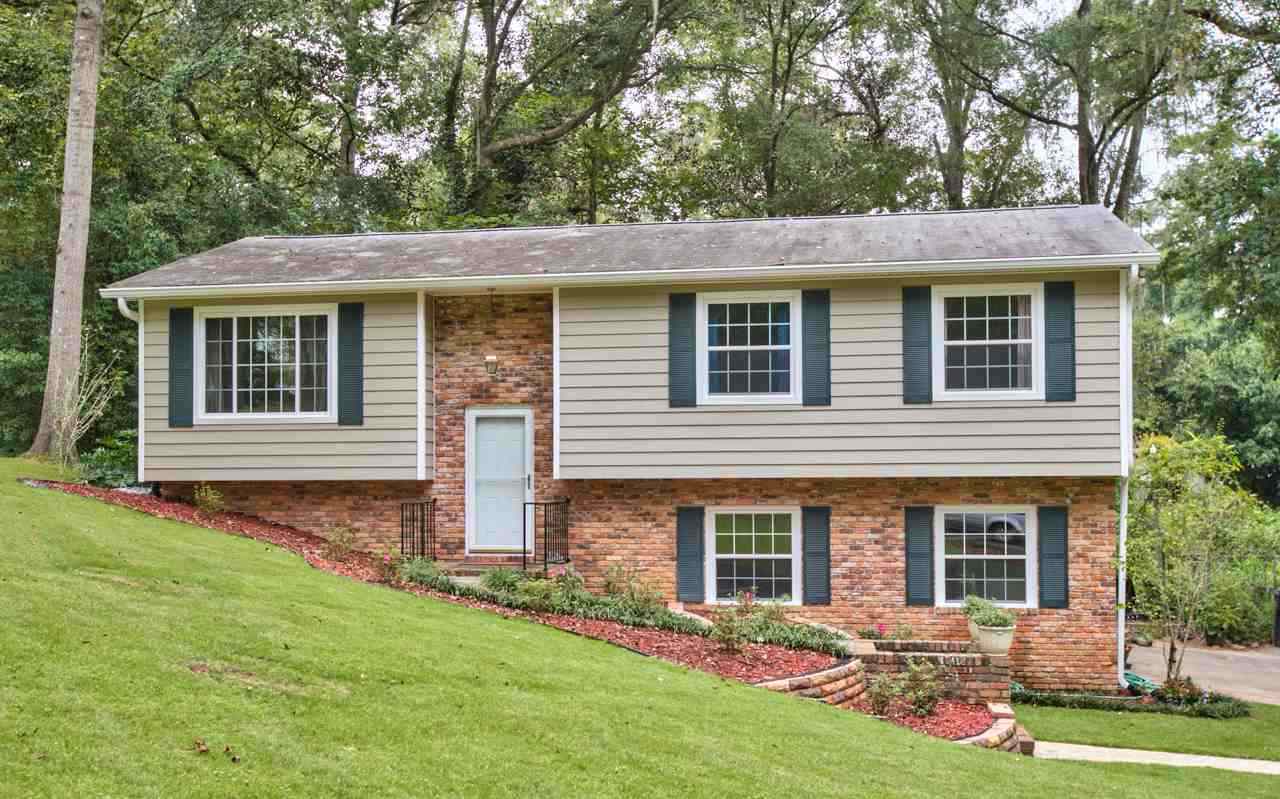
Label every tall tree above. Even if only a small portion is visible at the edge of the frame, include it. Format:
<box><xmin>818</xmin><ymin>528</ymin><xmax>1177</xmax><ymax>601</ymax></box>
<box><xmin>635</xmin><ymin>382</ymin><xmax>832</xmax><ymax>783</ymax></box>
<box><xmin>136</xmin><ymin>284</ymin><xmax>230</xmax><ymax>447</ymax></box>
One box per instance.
<box><xmin>28</xmin><ymin>0</ymin><xmax>104</xmax><ymax>459</ymax></box>
<box><xmin>938</xmin><ymin>0</ymin><xmax>1200</xmax><ymax>218</ymax></box>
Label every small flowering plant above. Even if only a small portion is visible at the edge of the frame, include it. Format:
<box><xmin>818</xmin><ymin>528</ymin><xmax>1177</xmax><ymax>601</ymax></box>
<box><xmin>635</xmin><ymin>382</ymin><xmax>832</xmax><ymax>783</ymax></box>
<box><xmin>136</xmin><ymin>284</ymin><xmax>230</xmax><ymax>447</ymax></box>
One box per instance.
<box><xmin>375</xmin><ymin>546</ymin><xmax>401</xmax><ymax>583</ymax></box>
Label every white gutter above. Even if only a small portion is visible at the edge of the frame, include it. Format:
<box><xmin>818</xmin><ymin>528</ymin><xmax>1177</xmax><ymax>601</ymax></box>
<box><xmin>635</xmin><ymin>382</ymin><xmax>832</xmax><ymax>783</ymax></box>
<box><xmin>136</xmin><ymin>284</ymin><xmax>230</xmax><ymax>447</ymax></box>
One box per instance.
<box><xmin>98</xmin><ymin>251</ymin><xmax>1161</xmax><ymax>301</ymax></box>
<box><xmin>115</xmin><ymin>298</ymin><xmax>144</xmax><ymax>483</ymax></box>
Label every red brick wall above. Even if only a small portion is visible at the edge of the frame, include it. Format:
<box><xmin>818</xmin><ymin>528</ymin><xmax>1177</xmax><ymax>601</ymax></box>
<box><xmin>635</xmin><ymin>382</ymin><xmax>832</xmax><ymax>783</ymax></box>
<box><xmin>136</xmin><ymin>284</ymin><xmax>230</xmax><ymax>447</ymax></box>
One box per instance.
<box><xmin>159</xmin><ymin>480</ymin><xmax>428</xmax><ymax>553</ymax></box>
<box><xmin>160</xmin><ymin>291</ymin><xmax>1120</xmax><ymax>691</ymax></box>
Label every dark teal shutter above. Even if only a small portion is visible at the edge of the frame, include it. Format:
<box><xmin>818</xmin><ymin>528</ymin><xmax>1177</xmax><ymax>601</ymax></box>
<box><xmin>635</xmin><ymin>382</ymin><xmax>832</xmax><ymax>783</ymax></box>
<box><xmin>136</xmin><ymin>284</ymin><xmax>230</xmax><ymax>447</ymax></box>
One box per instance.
<box><xmin>1038</xmin><ymin>506</ymin><xmax>1069</xmax><ymax>608</ymax></box>
<box><xmin>1044</xmin><ymin>281</ymin><xmax>1076</xmax><ymax>402</ymax></box>
<box><xmin>338</xmin><ymin>303</ymin><xmax>364</xmax><ymax>426</ymax></box>
<box><xmin>168</xmin><ymin>307</ymin><xmax>194</xmax><ymax>428</ymax></box>
<box><xmin>668</xmin><ymin>293</ymin><xmax>696</xmax><ymax>408</ymax></box>
<box><xmin>802</xmin><ymin>507</ymin><xmax>831</xmax><ymax>605</ymax></box>
<box><xmin>675</xmin><ymin>507</ymin><xmax>705</xmax><ymax>602</ymax></box>
<box><xmin>902</xmin><ymin>287</ymin><xmax>931</xmax><ymax>404</ymax></box>
<box><xmin>905</xmin><ymin>506</ymin><xmax>934</xmax><ymax>606</ymax></box>
<box><xmin>801</xmin><ymin>290</ymin><xmax>831</xmax><ymax>406</ymax></box>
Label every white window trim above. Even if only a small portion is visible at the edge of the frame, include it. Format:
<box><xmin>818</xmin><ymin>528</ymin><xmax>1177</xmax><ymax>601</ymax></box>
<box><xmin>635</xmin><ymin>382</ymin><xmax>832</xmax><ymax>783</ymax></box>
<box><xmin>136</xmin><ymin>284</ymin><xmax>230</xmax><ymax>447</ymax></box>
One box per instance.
<box><xmin>703</xmin><ymin>506</ymin><xmax>803</xmax><ymax>606</ymax></box>
<box><xmin>193</xmin><ymin>303</ymin><xmax>339</xmax><ymax>425</ymax></box>
<box><xmin>933</xmin><ymin>505</ymin><xmax>1039</xmax><ymax>609</ymax></box>
<box><xmin>695</xmin><ymin>289</ymin><xmax>803</xmax><ymax>406</ymax></box>
<box><xmin>930</xmin><ymin>283</ymin><xmax>1045</xmax><ymax>402</ymax></box>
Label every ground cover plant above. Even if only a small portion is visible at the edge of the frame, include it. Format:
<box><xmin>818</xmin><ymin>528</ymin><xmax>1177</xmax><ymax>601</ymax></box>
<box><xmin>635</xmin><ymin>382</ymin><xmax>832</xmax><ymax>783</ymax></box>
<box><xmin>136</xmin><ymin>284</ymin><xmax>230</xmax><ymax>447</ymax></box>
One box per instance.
<box><xmin>1011</xmin><ymin>683</ymin><xmax>1250</xmax><ymax>720</ymax></box>
<box><xmin>8</xmin><ymin>457</ymin><xmax>1280</xmax><ymax>797</ymax></box>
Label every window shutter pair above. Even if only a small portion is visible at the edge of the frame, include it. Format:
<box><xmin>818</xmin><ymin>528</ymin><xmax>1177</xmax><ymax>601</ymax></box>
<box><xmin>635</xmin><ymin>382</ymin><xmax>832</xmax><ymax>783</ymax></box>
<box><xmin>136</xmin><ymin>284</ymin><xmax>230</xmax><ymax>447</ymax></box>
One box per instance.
<box><xmin>675</xmin><ymin>506</ymin><xmax>831</xmax><ymax>605</ymax></box>
<box><xmin>668</xmin><ymin>290</ymin><xmax>831</xmax><ymax>407</ymax></box>
<box><xmin>167</xmin><ymin>303</ymin><xmax>365</xmax><ymax>427</ymax></box>
<box><xmin>901</xmin><ymin>282</ymin><xmax>1076</xmax><ymax>403</ymax></box>
<box><xmin>904</xmin><ymin>506</ymin><xmax>1069</xmax><ymax>608</ymax></box>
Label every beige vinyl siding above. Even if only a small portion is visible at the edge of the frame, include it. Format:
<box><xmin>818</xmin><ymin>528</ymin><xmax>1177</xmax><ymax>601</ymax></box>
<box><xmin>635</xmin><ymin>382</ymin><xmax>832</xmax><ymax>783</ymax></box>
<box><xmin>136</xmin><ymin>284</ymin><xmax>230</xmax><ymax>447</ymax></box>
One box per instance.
<box><xmin>558</xmin><ymin>271</ymin><xmax>1122</xmax><ymax>479</ymax></box>
<box><xmin>143</xmin><ymin>294</ymin><xmax>430</xmax><ymax>481</ymax></box>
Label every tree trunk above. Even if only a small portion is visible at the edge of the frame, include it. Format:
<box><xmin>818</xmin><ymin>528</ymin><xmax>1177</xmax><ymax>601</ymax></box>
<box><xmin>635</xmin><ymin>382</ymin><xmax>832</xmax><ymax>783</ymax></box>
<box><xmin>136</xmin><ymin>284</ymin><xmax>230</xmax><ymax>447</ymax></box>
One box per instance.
<box><xmin>28</xmin><ymin>0</ymin><xmax>104</xmax><ymax>458</ymax></box>
<box><xmin>440</xmin><ymin>1</ymin><xmax>472</xmax><ymax>215</ymax></box>
<box><xmin>1111</xmin><ymin>98</ymin><xmax>1146</xmax><ymax>220</ymax></box>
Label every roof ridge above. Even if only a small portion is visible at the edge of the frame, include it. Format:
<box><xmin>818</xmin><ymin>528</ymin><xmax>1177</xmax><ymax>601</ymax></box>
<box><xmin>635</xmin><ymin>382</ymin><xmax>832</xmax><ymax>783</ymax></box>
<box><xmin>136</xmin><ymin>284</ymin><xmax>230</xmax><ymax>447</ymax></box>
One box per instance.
<box><xmin>259</xmin><ymin>204</ymin><xmax>1090</xmax><ymax>241</ymax></box>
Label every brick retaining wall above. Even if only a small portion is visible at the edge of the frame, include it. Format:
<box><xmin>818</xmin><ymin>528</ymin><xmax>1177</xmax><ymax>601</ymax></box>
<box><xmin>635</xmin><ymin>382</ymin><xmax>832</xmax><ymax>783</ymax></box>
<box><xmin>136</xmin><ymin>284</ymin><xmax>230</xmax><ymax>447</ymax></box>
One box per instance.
<box><xmin>863</xmin><ymin>640</ymin><xmax>1010</xmax><ymax>704</ymax></box>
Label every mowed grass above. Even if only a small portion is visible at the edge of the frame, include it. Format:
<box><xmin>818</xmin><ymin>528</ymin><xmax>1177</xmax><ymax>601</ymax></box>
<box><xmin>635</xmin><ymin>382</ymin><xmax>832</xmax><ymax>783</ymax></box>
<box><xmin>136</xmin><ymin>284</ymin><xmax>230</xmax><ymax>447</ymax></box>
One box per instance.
<box><xmin>2</xmin><ymin>458</ymin><xmax>1277</xmax><ymax>798</ymax></box>
<box><xmin>1016</xmin><ymin>702</ymin><xmax>1280</xmax><ymax>762</ymax></box>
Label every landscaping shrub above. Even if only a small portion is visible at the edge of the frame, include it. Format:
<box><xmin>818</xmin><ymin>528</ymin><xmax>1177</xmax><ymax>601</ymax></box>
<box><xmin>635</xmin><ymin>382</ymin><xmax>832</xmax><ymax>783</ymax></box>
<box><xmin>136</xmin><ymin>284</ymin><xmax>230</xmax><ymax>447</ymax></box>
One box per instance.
<box><xmin>1201</xmin><ymin>570</ymin><xmax>1276</xmax><ymax>645</ymax></box>
<box><xmin>857</xmin><ymin>625</ymin><xmax>885</xmax><ymax>640</ymax></box>
<box><xmin>322</xmin><ymin>526</ymin><xmax>355</xmax><ymax>561</ymax></box>
<box><xmin>903</xmin><ymin>658</ymin><xmax>943</xmax><ymax>717</ymax></box>
<box><xmin>1011</xmin><ymin>684</ymin><xmax>1250</xmax><ymax>719</ymax></box>
<box><xmin>857</xmin><ymin>623</ymin><xmax>914</xmax><ymax>640</ymax></box>
<box><xmin>516</xmin><ymin>577</ymin><xmax>561</xmax><ymax>612</ymax></box>
<box><xmin>395</xmin><ymin>558</ymin><xmax>848</xmax><ymax>655</ymax></box>
<box><xmin>963</xmin><ymin>595</ymin><xmax>1015</xmax><ymax>627</ymax></box>
<box><xmin>866</xmin><ymin>673</ymin><xmax>900</xmax><ymax>716</ymax></box>
<box><xmin>398</xmin><ymin>557</ymin><xmax>447</xmax><ymax>586</ymax></box>
<box><xmin>78</xmin><ymin>430</ymin><xmax>137</xmax><ymax>487</ymax></box>
<box><xmin>710</xmin><ymin>606</ymin><xmax>750</xmax><ymax>652</ymax></box>
<box><xmin>603</xmin><ymin>565</ymin><xmax>665</xmax><ymax>615</ymax></box>
<box><xmin>374</xmin><ymin>546</ymin><xmax>400</xmax><ymax>583</ymax></box>
<box><xmin>481</xmin><ymin>567</ymin><xmax>526</xmax><ymax>593</ymax></box>
<box><xmin>193</xmin><ymin>483</ymin><xmax>225</xmax><ymax>514</ymax></box>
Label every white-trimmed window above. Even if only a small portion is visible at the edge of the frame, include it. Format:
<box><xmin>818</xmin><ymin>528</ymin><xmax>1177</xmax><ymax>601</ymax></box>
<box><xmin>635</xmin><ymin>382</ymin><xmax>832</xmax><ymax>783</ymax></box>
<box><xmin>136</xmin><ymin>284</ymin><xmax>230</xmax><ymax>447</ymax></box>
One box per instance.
<box><xmin>194</xmin><ymin>304</ymin><xmax>338</xmax><ymax>423</ymax></box>
<box><xmin>934</xmin><ymin>506</ymin><xmax>1038</xmax><ymax>608</ymax></box>
<box><xmin>704</xmin><ymin>507</ymin><xmax>802</xmax><ymax>604</ymax></box>
<box><xmin>931</xmin><ymin>284</ymin><xmax>1044</xmax><ymax>401</ymax></box>
<box><xmin>696</xmin><ymin>290</ymin><xmax>802</xmax><ymax>405</ymax></box>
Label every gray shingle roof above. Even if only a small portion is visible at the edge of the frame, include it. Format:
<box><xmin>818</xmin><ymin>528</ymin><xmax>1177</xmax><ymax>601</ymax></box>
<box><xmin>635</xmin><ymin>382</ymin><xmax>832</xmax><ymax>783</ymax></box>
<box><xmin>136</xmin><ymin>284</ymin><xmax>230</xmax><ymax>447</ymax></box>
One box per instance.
<box><xmin>102</xmin><ymin>205</ymin><xmax>1155</xmax><ymax>296</ymax></box>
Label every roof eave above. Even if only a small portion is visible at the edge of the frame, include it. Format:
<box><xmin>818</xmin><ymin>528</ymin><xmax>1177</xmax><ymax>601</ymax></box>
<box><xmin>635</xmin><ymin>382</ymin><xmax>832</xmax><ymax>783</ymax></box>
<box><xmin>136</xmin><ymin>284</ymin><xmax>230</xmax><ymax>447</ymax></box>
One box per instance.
<box><xmin>98</xmin><ymin>251</ymin><xmax>1160</xmax><ymax>300</ymax></box>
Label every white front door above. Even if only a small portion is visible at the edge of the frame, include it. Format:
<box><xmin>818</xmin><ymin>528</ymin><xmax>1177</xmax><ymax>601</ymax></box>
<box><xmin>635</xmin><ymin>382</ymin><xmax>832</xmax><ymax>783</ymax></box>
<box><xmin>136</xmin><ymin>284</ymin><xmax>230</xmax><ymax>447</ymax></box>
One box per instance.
<box><xmin>466</xmin><ymin>407</ymin><xmax>533</xmax><ymax>552</ymax></box>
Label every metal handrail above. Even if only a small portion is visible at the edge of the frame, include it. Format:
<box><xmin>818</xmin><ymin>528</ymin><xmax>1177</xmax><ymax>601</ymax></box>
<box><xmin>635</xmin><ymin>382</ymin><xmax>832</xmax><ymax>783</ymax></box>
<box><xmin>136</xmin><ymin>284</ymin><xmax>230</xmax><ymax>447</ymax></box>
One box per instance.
<box><xmin>400</xmin><ymin>498</ymin><xmax>437</xmax><ymax>560</ymax></box>
<box><xmin>522</xmin><ymin>498</ymin><xmax>570</xmax><ymax>572</ymax></box>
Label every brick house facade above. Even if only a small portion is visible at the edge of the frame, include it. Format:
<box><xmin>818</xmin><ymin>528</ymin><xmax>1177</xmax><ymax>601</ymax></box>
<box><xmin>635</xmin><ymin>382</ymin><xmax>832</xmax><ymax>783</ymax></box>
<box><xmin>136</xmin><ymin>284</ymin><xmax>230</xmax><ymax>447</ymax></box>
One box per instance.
<box><xmin>161</xmin><ymin>292</ymin><xmax>1119</xmax><ymax>691</ymax></box>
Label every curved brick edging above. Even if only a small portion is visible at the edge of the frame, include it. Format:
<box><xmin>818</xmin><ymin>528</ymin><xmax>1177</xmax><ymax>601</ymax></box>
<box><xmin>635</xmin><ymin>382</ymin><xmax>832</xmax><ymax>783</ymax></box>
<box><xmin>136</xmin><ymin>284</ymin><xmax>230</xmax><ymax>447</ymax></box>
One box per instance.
<box><xmin>956</xmin><ymin>703</ymin><xmax>1035</xmax><ymax>755</ymax></box>
<box><xmin>756</xmin><ymin>659</ymin><xmax>866</xmax><ymax>708</ymax></box>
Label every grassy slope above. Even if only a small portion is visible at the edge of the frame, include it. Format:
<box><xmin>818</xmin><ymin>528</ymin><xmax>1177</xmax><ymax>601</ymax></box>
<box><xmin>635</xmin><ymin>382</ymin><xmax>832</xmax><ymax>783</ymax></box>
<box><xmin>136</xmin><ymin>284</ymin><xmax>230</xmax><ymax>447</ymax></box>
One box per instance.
<box><xmin>2</xmin><ymin>458</ymin><xmax>1276</xmax><ymax>798</ymax></box>
<box><xmin>1016</xmin><ymin>703</ymin><xmax>1280</xmax><ymax>762</ymax></box>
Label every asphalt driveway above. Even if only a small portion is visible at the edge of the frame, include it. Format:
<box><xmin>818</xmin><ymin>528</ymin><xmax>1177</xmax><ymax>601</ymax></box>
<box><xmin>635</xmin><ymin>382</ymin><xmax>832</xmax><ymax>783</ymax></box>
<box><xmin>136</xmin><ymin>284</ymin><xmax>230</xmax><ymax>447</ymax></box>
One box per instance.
<box><xmin>1129</xmin><ymin>642</ymin><xmax>1280</xmax><ymax>705</ymax></box>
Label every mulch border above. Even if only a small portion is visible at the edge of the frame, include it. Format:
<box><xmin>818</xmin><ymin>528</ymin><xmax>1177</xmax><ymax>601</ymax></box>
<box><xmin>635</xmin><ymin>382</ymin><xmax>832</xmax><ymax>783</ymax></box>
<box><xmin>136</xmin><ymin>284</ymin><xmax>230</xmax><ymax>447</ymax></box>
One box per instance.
<box><xmin>23</xmin><ymin>478</ymin><xmax>836</xmax><ymax>684</ymax></box>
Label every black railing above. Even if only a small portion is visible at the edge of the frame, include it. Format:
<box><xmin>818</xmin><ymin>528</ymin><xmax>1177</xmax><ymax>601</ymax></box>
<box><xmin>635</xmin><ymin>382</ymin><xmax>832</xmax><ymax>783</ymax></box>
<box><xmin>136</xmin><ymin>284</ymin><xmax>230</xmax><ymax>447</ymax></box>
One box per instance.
<box><xmin>523</xmin><ymin>498</ymin><xmax>570</xmax><ymax>572</ymax></box>
<box><xmin>400</xmin><ymin>498</ymin><xmax>437</xmax><ymax>560</ymax></box>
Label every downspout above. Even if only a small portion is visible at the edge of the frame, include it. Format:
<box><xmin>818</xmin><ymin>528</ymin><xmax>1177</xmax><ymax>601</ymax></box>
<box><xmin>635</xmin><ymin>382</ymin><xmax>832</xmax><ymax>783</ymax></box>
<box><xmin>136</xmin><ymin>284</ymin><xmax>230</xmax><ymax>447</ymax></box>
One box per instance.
<box><xmin>116</xmin><ymin>296</ymin><xmax>139</xmax><ymax>322</ymax></box>
<box><xmin>1117</xmin><ymin>263</ymin><xmax>1139</xmax><ymax>687</ymax></box>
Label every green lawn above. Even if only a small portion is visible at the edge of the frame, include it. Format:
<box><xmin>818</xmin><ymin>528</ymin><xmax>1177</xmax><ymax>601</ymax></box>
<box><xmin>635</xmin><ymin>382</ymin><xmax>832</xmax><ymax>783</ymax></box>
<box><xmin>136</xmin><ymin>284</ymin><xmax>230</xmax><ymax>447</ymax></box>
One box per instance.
<box><xmin>1017</xmin><ymin>702</ymin><xmax>1280</xmax><ymax>762</ymax></box>
<box><xmin>3</xmin><ymin>457</ymin><xmax>1277</xmax><ymax>798</ymax></box>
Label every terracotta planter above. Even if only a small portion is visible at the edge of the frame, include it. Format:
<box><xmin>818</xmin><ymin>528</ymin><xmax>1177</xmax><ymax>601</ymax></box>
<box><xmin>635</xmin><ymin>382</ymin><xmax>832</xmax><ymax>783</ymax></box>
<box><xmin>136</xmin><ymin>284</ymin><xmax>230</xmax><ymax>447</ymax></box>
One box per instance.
<box><xmin>968</xmin><ymin>619</ymin><xmax>1015</xmax><ymax>655</ymax></box>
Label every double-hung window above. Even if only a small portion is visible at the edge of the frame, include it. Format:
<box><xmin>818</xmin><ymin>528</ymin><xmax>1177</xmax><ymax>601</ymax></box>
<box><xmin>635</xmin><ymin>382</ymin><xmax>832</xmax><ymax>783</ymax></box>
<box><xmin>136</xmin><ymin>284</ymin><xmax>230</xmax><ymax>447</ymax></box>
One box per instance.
<box><xmin>704</xmin><ymin>507</ymin><xmax>802</xmax><ymax>604</ymax></box>
<box><xmin>696</xmin><ymin>290</ymin><xmax>802</xmax><ymax>404</ymax></box>
<box><xmin>933</xmin><ymin>506</ymin><xmax>1038</xmax><ymax>608</ymax></box>
<box><xmin>194</xmin><ymin>305</ymin><xmax>338</xmax><ymax>423</ymax></box>
<box><xmin>930</xmin><ymin>284</ymin><xmax>1044</xmax><ymax>401</ymax></box>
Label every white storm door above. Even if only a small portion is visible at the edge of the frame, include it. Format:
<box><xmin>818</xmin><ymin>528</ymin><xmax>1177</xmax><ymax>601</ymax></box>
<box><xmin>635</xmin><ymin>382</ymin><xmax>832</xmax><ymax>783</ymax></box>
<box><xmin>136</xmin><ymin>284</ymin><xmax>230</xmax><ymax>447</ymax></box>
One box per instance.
<box><xmin>466</xmin><ymin>408</ymin><xmax>533</xmax><ymax>552</ymax></box>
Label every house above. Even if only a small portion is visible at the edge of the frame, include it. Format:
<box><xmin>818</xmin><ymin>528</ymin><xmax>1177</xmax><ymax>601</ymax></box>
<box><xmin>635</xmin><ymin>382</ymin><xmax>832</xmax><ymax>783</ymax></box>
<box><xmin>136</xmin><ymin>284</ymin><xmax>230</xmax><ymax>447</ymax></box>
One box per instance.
<box><xmin>100</xmin><ymin>204</ymin><xmax>1157</xmax><ymax>691</ymax></box>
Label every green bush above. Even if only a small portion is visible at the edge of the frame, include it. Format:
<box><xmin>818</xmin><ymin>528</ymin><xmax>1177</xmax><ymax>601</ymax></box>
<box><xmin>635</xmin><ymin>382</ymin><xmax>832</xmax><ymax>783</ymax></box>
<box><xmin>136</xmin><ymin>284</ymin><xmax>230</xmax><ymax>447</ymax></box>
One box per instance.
<box><xmin>602</xmin><ymin>565</ymin><xmax>665</xmax><ymax>615</ymax></box>
<box><xmin>193</xmin><ymin>483</ymin><xmax>225</xmax><ymax>514</ymax></box>
<box><xmin>866</xmin><ymin>673</ymin><xmax>900</xmax><ymax>715</ymax></box>
<box><xmin>481</xmin><ymin>566</ymin><xmax>526</xmax><ymax>593</ymax></box>
<box><xmin>903</xmin><ymin>658</ymin><xmax>943</xmax><ymax>717</ymax></box>
<box><xmin>962</xmin><ymin>595</ymin><xmax>1016</xmax><ymax>628</ymax></box>
<box><xmin>1201</xmin><ymin>570</ymin><xmax>1276</xmax><ymax>645</ymax></box>
<box><xmin>709</xmin><ymin>606</ymin><xmax>750</xmax><ymax>652</ymax></box>
<box><xmin>79</xmin><ymin>430</ymin><xmax>137</xmax><ymax>487</ymax></box>
<box><xmin>394</xmin><ymin>558</ymin><xmax>848</xmax><ymax>655</ymax></box>
<box><xmin>1011</xmin><ymin>684</ymin><xmax>1250</xmax><ymax>719</ymax></box>
<box><xmin>322</xmin><ymin>526</ymin><xmax>355</xmax><ymax>561</ymax></box>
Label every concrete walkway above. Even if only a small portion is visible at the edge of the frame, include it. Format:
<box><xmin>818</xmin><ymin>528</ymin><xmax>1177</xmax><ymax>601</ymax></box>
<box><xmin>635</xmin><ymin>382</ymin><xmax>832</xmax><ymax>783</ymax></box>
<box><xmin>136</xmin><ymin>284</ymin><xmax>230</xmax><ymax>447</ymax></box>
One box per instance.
<box><xmin>1128</xmin><ymin>642</ymin><xmax>1280</xmax><ymax>705</ymax></box>
<box><xmin>1037</xmin><ymin>742</ymin><xmax>1280</xmax><ymax>776</ymax></box>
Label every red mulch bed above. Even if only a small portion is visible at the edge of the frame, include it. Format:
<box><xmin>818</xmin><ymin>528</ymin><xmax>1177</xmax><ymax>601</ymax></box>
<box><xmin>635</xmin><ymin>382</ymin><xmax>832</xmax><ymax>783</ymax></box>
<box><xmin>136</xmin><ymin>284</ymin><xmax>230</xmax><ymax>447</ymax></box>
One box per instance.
<box><xmin>25</xmin><ymin>480</ymin><xmax>837</xmax><ymax>684</ymax></box>
<box><xmin>850</xmin><ymin>697</ymin><xmax>993</xmax><ymax>740</ymax></box>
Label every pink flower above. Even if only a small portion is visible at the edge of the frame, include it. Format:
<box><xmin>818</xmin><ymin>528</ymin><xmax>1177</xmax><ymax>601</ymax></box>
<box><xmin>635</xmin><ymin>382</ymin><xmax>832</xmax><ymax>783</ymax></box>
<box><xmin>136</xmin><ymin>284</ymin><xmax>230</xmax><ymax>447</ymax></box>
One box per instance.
<box><xmin>876</xmin><ymin>623</ymin><xmax>886</xmax><ymax>635</ymax></box>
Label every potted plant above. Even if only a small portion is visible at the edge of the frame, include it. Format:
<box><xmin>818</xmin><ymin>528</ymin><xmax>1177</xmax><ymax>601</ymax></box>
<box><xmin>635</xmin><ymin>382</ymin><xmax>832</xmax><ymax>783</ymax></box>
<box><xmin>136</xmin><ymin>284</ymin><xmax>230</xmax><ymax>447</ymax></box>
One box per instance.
<box><xmin>962</xmin><ymin>595</ymin><xmax>1016</xmax><ymax>654</ymax></box>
